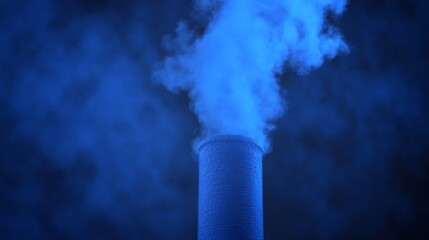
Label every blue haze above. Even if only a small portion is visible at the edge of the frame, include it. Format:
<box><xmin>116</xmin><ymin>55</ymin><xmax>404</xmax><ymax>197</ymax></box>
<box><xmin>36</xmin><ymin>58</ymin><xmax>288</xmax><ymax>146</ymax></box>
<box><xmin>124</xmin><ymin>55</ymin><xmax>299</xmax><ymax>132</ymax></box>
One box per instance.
<box><xmin>0</xmin><ymin>0</ymin><xmax>428</xmax><ymax>239</ymax></box>
<box><xmin>1</xmin><ymin>0</ymin><xmax>198</xmax><ymax>239</ymax></box>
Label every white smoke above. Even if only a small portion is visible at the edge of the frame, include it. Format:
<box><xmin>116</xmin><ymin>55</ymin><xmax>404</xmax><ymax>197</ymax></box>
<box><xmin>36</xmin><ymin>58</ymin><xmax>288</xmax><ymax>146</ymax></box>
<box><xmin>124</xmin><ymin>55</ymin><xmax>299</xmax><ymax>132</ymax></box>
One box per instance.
<box><xmin>156</xmin><ymin>0</ymin><xmax>348</xmax><ymax>150</ymax></box>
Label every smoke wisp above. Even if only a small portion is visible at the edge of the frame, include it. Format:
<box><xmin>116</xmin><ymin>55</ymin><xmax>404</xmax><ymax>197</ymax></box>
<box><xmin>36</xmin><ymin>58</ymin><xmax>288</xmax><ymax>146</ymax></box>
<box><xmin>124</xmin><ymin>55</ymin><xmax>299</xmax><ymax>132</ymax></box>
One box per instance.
<box><xmin>156</xmin><ymin>0</ymin><xmax>348</xmax><ymax>150</ymax></box>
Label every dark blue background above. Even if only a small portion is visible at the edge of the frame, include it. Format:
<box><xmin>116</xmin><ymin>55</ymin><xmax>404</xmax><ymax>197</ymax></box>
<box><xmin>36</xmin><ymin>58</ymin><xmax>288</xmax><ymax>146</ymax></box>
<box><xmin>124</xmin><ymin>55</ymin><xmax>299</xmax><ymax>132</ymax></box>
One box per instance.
<box><xmin>1</xmin><ymin>0</ymin><xmax>428</xmax><ymax>239</ymax></box>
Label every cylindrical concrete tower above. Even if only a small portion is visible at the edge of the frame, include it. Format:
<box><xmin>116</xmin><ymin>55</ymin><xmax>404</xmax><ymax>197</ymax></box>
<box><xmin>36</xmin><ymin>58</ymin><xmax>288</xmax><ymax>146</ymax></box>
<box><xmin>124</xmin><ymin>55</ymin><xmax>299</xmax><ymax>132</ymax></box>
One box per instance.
<box><xmin>198</xmin><ymin>135</ymin><xmax>264</xmax><ymax>240</ymax></box>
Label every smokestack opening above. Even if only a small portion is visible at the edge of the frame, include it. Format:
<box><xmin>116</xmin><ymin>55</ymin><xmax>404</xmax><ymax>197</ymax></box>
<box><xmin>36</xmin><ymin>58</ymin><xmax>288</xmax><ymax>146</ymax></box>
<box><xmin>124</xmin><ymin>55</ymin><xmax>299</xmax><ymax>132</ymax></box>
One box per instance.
<box><xmin>197</xmin><ymin>135</ymin><xmax>264</xmax><ymax>240</ymax></box>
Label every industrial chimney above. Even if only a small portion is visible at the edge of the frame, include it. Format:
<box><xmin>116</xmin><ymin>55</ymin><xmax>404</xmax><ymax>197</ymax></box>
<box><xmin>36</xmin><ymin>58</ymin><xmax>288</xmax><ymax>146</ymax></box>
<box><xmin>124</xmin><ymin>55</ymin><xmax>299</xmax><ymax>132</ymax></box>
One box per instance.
<box><xmin>197</xmin><ymin>135</ymin><xmax>264</xmax><ymax>240</ymax></box>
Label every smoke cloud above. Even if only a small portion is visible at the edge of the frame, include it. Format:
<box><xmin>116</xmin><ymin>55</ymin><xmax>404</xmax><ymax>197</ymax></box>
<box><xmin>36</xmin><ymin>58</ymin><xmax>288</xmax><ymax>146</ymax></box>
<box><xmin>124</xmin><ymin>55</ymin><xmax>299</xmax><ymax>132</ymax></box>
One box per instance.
<box><xmin>156</xmin><ymin>0</ymin><xmax>348</xmax><ymax>150</ymax></box>
<box><xmin>1</xmin><ymin>0</ymin><xmax>428</xmax><ymax>239</ymax></box>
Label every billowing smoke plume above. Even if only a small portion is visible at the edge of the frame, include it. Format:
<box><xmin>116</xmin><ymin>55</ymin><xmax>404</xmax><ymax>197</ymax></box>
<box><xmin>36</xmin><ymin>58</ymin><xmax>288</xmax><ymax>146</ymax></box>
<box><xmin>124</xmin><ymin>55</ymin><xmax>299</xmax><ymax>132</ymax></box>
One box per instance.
<box><xmin>156</xmin><ymin>0</ymin><xmax>348</xmax><ymax>150</ymax></box>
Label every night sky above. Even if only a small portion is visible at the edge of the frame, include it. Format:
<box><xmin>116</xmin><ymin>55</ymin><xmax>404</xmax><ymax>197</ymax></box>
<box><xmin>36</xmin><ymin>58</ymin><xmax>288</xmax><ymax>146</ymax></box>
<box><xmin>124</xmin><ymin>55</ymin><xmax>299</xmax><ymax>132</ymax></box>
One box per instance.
<box><xmin>1</xmin><ymin>0</ymin><xmax>428</xmax><ymax>239</ymax></box>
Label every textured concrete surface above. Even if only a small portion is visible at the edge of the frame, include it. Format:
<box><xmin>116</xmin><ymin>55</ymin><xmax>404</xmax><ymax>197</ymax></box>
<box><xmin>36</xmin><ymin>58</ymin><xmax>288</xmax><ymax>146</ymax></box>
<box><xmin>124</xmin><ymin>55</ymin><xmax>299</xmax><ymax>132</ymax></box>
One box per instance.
<box><xmin>198</xmin><ymin>135</ymin><xmax>264</xmax><ymax>240</ymax></box>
